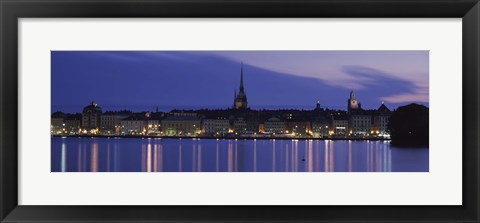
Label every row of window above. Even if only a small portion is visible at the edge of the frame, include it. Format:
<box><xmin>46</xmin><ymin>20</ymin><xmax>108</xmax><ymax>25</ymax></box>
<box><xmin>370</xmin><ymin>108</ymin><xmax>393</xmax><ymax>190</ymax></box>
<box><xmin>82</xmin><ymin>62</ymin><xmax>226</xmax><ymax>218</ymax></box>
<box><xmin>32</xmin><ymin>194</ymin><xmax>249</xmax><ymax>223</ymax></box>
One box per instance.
<box><xmin>164</xmin><ymin>124</ymin><xmax>199</xmax><ymax>128</ymax></box>
<box><xmin>204</xmin><ymin>123</ymin><xmax>229</xmax><ymax>127</ymax></box>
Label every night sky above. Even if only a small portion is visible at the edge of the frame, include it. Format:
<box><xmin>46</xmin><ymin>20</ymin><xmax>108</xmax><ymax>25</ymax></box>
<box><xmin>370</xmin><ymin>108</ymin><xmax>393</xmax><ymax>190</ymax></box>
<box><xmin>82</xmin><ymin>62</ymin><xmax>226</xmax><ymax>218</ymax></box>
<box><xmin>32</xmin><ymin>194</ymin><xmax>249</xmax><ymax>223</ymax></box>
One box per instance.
<box><xmin>51</xmin><ymin>51</ymin><xmax>429</xmax><ymax>113</ymax></box>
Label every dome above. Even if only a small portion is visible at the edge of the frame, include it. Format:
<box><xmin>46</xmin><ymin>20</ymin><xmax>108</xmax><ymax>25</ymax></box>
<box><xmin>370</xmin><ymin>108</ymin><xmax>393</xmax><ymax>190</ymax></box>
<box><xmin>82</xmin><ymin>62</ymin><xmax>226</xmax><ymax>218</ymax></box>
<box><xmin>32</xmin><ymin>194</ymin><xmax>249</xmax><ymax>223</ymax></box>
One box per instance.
<box><xmin>83</xmin><ymin>101</ymin><xmax>102</xmax><ymax>114</ymax></box>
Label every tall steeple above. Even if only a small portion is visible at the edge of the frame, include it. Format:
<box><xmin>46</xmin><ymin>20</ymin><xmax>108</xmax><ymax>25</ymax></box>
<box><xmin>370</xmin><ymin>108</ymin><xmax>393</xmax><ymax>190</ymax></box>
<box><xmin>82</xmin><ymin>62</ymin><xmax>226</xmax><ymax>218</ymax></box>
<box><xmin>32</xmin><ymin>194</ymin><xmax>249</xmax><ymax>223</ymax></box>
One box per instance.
<box><xmin>233</xmin><ymin>62</ymin><xmax>248</xmax><ymax>109</ymax></box>
<box><xmin>239</xmin><ymin>62</ymin><xmax>244</xmax><ymax>92</ymax></box>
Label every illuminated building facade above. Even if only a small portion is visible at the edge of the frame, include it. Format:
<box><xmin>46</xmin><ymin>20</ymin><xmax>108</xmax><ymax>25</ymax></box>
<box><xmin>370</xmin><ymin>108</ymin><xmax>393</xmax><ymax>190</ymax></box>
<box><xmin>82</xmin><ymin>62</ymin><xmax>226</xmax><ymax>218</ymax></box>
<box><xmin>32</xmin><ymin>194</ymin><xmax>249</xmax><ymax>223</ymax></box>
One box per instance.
<box><xmin>161</xmin><ymin>115</ymin><xmax>202</xmax><ymax>136</ymax></box>
<box><xmin>51</xmin><ymin>111</ymin><xmax>65</xmax><ymax>135</ymax></box>
<box><xmin>264</xmin><ymin>117</ymin><xmax>286</xmax><ymax>133</ymax></box>
<box><xmin>332</xmin><ymin>114</ymin><xmax>349</xmax><ymax>136</ymax></box>
<box><xmin>202</xmin><ymin>117</ymin><xmax>230</xmax><ymax>135</ymax></box>
<box><xmin>120</xmin><ymin>116</ymin><xmax>146</xmax><ymax>135</ymax></box>
<box><xmin>82</xmin><ymin>102</ymin><xmax>102</xmax><ymax>132</ymax></box>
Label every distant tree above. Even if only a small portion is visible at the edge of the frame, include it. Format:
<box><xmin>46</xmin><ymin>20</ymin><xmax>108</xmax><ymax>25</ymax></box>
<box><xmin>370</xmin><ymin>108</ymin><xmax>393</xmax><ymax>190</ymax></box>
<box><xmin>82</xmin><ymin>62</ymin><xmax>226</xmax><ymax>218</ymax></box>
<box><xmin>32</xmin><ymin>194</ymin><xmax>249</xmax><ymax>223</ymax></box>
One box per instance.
<box><xmin>388</xmin><ymin>103</ymin><xmax>429</xmax><ymax>147</ymax></box>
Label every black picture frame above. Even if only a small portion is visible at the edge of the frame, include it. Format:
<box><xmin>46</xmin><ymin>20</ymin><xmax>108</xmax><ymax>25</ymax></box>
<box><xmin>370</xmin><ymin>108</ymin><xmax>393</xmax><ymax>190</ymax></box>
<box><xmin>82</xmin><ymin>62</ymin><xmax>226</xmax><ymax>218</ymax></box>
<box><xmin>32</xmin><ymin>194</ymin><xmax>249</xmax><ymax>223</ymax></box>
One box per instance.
<box><xmin>1</xmin><ymin>0</ymin><xmax>479</xmax><ymax>222</ymax></box>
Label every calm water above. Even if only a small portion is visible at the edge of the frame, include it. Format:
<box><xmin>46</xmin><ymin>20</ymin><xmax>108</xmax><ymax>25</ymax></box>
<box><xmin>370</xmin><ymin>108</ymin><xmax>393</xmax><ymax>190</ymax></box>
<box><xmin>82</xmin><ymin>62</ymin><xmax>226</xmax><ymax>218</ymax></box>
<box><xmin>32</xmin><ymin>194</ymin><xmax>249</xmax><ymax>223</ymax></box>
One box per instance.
<box><xmin>51</xmin><ymin>137</ymin><xmax>428</xmax><ymax>172</ymax></box>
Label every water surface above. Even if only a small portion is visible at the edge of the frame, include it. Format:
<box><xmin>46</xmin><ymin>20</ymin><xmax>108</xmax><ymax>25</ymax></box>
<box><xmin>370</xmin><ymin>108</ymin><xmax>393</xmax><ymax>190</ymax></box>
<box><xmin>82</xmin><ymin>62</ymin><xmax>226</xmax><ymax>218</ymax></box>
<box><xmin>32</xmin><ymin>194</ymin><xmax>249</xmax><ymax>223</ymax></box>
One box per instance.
<box><xmin>51</xmin><ymin>137</ymin><xmax>428</xmax><ymax>172</ymax></box>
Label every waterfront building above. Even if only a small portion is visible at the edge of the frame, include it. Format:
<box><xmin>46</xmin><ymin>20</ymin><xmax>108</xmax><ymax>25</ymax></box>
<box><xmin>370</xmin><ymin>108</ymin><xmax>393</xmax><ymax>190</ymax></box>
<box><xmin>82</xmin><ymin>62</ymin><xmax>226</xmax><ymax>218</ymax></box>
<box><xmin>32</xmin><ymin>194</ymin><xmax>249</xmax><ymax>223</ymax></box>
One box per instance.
<box><xmin>161</xmin><ymin>115</ymin><xmax>202</xmax><ymax>136</ymax></box>
<box><xmin>233</xmin><ymin>63</ymin><xmax>248</xmax><ymax>109</ymax></box>
<box><xmin>146</xmin><ymin>112</ymin><xmax>162</xmax><ymax>135</ymax></box>
<box><xmin>245</xmin><ymin>118</ymin><xmax>259</xmax><ymax>133</ymax></box>
<box><xmin>349</xmin><ymin>110</ymin><xmax>372</xmax><ymax>136</ymax></box>
<box><xmin>100</xmin><ymin>111</ymin><xmax>132</xmax><ymax>135</ymax></box>
<box><xmin>345</xmin><ymin>91</ymin><xmax>373</xmax><ymax>136</ymax></box>
<box><xmin>100</xmin><ymin>112</ymin><xmax>116</xmax><ymax>134</ymax></box>
<box><xmin>65</xmin><ymin>113</ymin><xmax>82</xmax><ymax>134</ymax></box>
<box><xmin>231</xmin><ymin>114</ymin><xmax>259</xmax><ymax>134</ymax></box>
<box><xmin>233</xmin><ymin>117</ymin><xmax>247</xmax><ymax>133</ymax></box>
<box><xmin>372</xmin><ymin>102</ymin><xmax>392</xmax><ymax>135</ymax></box>
<box><xmin>82</xmin><ymin>102</ymin><xmax>102</xmax><ymax>133</ymax></box>
<box><xmin>285</xmin><ymin>119</ymin><xmax>310</xmax><ymax>137</ymax></box>
<box><xmin>51</xmin><ymin>111</ymin><xmax>65</xmax><ymax>135</ymax></box>
<box><xmin>264</xmin><ymin>117</ymin><xmax>286</xmax><ymax>133</ymax></box>
<box><xmin>120</xmin><ymin>115</ymin><xmax>146</xmax><ymax>135</ymax></box>
<box><xmin>332</xmin><ymin>113</ymin><xmax>349</xmax><ymax>136</ymax></box>
<box><xmin>310</xmin><ymin>106</ymin><xmax>330</xmax><ymax>137</ymax></box>
<box><xmin>202</xmin><ymin>116</ymin><xmax>230</xmax><ymax>135</ymax></box>
<box><xmin>311</xmin><ymin>121</ymin><xmax>329</xmax><ymax>137</ymax></box>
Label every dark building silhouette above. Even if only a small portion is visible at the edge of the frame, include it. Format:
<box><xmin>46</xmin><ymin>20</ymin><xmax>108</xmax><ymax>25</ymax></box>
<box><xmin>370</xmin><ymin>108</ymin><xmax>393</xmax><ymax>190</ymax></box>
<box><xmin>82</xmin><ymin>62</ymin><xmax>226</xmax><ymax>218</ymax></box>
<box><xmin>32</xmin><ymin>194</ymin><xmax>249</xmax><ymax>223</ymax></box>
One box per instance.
<box><xmin>82</xmin><ymin>101</ymin><xmax>102</xmax><ymax>131</ymax></box>
<box><xmin>233</xmin><ymin>63</ymin><xmax>248</xmax><ymax>109</ymax></box>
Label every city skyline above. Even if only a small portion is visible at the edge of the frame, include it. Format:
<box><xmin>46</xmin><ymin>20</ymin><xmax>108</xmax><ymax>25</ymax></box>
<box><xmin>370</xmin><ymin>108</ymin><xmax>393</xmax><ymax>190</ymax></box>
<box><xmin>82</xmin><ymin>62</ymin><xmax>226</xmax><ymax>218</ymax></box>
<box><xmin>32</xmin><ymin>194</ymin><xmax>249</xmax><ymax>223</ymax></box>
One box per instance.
<box><xmin>52</xmin><ymin>51</ymin><xmax>429</xmax><ymax>113</ymax></box>
<box><xmin>51</xmin><ymin>50</ymin><xmax>429</xmax><ymax>173</ymax></box>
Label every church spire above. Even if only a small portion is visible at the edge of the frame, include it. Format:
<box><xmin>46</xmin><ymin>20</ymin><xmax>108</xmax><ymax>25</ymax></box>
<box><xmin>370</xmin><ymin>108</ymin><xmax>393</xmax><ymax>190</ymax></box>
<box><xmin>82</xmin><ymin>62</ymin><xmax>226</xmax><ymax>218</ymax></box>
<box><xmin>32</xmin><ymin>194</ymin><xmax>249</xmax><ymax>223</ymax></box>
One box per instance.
<box><xmin>233</xmin><ymin>62</ymin><xmax>248</xmax><ymax>110</ymax></box>
<box><xmin>239</xmin><ymin>62</ymin><xmax>244</xmax><ymax>91</ymax></box>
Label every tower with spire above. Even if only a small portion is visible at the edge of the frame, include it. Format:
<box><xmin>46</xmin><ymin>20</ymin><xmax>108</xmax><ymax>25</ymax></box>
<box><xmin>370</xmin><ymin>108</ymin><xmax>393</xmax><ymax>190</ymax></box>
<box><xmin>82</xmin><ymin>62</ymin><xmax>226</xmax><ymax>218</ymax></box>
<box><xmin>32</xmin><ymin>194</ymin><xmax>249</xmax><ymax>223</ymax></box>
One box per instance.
<box><xmin>233</xmin><ymin>62</ymin><xmax>248</xmax><ymax>109</ymax></box>
<box><xmin>347</xmin><ymin>90</ymin><xmax>359</xmax><ymax>113</ymax></box>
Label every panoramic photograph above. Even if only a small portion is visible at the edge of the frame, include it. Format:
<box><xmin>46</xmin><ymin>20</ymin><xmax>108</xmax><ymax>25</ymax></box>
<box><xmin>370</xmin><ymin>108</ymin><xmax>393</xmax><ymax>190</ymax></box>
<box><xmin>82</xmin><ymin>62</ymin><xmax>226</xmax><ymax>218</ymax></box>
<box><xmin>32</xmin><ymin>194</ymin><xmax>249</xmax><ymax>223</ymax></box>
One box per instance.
<box><xmin>51</xmin><ymin>51</ymin><xmax>429</xmax><ymax>172</ymax></box>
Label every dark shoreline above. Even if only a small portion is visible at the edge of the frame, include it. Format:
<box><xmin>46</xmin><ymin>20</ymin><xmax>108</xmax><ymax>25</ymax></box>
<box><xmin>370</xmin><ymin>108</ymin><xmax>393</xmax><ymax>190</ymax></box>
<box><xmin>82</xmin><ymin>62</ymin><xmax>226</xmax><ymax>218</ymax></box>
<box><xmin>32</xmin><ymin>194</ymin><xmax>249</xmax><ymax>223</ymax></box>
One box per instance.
<box><xmin>52</xmin><ymin>135</ymin><xmax>391</xmax><ymax>141</ymax></box>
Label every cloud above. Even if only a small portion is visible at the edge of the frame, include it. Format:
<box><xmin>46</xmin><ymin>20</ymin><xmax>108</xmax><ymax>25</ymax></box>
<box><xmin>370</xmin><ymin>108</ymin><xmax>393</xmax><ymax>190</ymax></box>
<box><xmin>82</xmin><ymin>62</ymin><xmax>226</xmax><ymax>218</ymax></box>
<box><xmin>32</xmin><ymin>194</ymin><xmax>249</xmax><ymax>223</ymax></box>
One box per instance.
<box><xmin>90</xmin><ymin>51</ymin><xmax>142</xmax><ymax>61</ymax></box>
<box><xmin>89</xmin><ymin>51</ymin><xmax>193</xmax><ymax>63</ymax></box>
<box><xmin>197</xmin><ymin>51</ymin><xmax>428</xmax><ymax>92</ymax></box>
<box><xmin>341</xmin><ymin>66</ymin><xmax>416</xmax><ymax>89</ymax></box>
<box><xmin>186</xmin><ymin>52</ymin><xmax>430</xmax><ymax>106</ymax></box>
<box><xmin>339</xmin><ymin>65</ymin><xmax>428</xmax><ymax>104</ymax></box>
<box><xmin>380</xmin><ymin>93</ymin><xmax>429</xmax><ymax>103</ymax></box>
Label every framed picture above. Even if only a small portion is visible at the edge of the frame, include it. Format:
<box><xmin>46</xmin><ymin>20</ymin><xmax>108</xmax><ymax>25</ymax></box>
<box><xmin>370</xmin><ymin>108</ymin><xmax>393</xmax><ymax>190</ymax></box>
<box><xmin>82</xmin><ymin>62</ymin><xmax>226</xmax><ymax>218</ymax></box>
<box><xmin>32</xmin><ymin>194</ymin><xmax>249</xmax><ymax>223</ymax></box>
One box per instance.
<box><xmin>1</xmin><ymin>0</ymin><xmax>478</xmax><ymax>222</ymax></box>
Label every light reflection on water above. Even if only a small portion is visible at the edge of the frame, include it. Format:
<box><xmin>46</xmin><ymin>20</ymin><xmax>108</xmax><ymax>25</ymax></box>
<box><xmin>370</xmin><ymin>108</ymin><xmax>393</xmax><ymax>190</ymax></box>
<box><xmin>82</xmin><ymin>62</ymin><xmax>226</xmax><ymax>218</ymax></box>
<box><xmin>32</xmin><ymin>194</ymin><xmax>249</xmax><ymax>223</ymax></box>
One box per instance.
<box><xmin>51</xmin><ymin>137</ymin><xmax>428</xmax><ymax>172</ymax></box>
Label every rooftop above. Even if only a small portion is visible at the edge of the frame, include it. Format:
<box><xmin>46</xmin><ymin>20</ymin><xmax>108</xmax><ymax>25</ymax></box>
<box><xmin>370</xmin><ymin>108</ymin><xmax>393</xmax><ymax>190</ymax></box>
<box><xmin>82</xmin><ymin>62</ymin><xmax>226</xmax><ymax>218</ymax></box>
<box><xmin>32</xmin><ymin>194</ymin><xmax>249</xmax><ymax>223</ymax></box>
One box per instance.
<box><xmin>163</xmin><ymin>115</ymin><xmax>201</xmax><ymax>121</ymax></box>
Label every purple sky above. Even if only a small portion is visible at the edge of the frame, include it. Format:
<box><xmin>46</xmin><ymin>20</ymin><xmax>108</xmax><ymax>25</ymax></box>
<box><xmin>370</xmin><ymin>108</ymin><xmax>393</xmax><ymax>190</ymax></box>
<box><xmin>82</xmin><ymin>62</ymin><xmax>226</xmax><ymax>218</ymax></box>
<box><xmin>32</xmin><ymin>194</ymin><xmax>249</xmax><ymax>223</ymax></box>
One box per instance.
<box><xmin>51</xmin><ymin>51</ymin><xmax>428</xmax><ymax>113</ymax></box>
